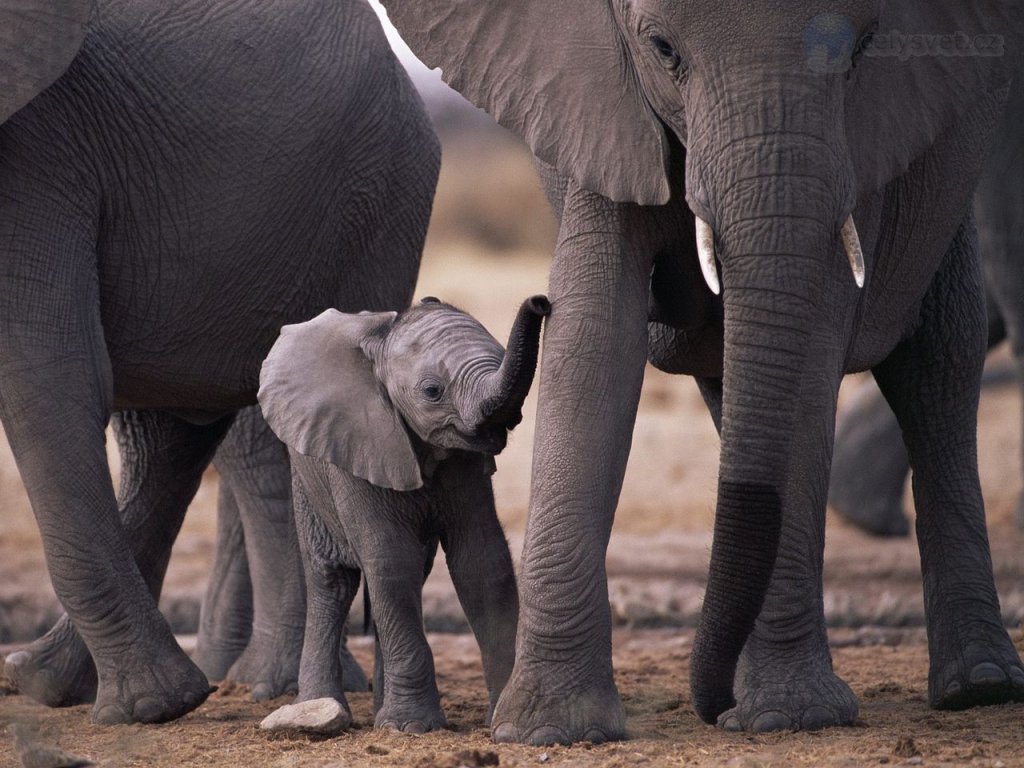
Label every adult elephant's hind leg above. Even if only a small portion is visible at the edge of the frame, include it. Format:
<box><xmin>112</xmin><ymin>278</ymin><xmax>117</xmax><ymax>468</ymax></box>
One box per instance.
<box><xmin>492</xmin><ymin>182</ymin><xmax>654</xmax><ymax>746</ymax></box>
<box><xmin>193</xmin><ymin>479</ymin><xmax>254</xmax><ymax>682</ymax></box>
<box><xmin>874</xmin><ymin>216</ymin><xmax>1024</xmax><ymax>710</ymax></box>
<box><xmin>215</xmin><ymin>407</ymin><xmax>306</xmax><ymax>701</ymax></box>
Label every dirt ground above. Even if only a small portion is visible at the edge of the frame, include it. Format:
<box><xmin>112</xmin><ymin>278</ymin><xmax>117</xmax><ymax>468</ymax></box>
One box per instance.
<box><xmin>2</xmin><ymin>136</ymin><xmax>1024</xmax><ymax>765</ymax></box>
<box><xmin>3</xmin><ymin>629</ymin><xmax>1024</xmax><ymax>767</ymax></box>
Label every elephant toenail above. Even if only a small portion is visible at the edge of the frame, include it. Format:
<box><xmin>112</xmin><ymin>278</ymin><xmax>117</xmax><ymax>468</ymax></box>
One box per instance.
<box><xmin>801</xmin><ymin>706</ymin><xmax>837</xmax><ymax>731</ymax></box>
<box><xmin>1009</xmin><ymin>667</ymin><xmax>1024</xmax><ymax>688</ymax></box>
<box><xmin>402</xmin><ymin>720</ymin><xmax>428</xmax><ymax>734</ymax></box>
<box><xmin>969</xmin><ymin>663</ymin><xmax>1007</xmax><ymax>686</ymax></box>
<box><xmin>94</xmin><ymin>704</ymin><xmax>132</xmax><ymax>725</ymax></box>
<box><xmin>750</xmin><ymin>711</ymin><xmax>795</xmax><ymax>732</ymax></box>
<box><xmin>133</xmin><ymin>696</ymin><xmax>167</xmax><ymax>722</ymax></box>
<box><xmin>944</xmin><ymin>680</ymin><xmax>962</xmax><ymax>699</ymax></box>
<box><xmin>718</xmin><ymin>714</ymin><xmax>743</xmax><ymax>732</ymax></box>
<box><xmin>251</xmin><ymin>683</ymin><xmax>272</xmax><ymax>701</ymax></box>
<box><xmin>582</xmin><ymin>728</ymin><xmax>611</xmax><ymax>744</ymax></box>
<box><xmin>5</xmin><ymin>651</ymin><xmax>29</xmax><ymax>669</ymax></box>
<box><xmin>491</xmin><ymin>723</ymin><xmax>520</xmax><ymax>743</ymax></box>
<box><xmin>524</xmin><ymin>726</ymin><xmax>572</xmax><ymax>746</ymax></box>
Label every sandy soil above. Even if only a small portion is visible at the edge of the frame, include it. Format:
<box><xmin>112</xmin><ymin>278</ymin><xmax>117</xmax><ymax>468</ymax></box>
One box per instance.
<box><xmin>2</xmin><ymin>135</ymin><xmax>1024</xmax><ymax>765</ymax></box>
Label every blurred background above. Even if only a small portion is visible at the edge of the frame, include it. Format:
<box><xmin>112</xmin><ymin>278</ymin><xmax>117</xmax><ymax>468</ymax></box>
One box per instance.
<box><xmin>0</xmin><ymin>2</ymin><xmax>1021</xmax><ymax>646</ymax></box>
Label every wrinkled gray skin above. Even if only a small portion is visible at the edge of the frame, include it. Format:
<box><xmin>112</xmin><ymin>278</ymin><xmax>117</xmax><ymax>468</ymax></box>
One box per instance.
<box><xmin>830</xmin><ymin>72</ymin><xmax>1024</xmax><ymax>536</ymax></box>
<box><xmin>0</xmin><ymin>0</ymin><xmax>437</xmax><ymax>724</ymax></box>
<box><xmin>260</xmin><ymin>297</ymin><xmax>549</xmax><ymax>732</ymax></box>
<box><xmin>192</xmin><ymin>407</ymin><xmax>370</xmax><ymax>695</ymax></box>
<box><xmin>383</xmin><ymin>0</ymin><xmax>1024</xmax><ymax>743</ymax></box>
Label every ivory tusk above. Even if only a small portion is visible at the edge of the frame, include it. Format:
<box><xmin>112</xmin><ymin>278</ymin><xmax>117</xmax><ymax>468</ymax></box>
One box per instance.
<box><xmin>695</xmin><ymin>216</ymin><xmax>721</xmax><ymax>295</ymax></box>
<box><xmin>841</xmin><ymin>215</ymin><xmax>865</xmax><ymax>288</ymax></box>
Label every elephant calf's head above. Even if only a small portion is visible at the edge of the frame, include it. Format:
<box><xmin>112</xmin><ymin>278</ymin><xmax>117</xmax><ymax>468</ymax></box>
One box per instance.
<box><xmin>258</xmin><ymin>295</ymin><xmax>550</xmax><ymax>491</ymax></box>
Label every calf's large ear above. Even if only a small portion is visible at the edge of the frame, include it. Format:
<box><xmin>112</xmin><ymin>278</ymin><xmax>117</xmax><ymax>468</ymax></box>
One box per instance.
<box><xmin>259</xmin><ymin>309</ymin><xmax>423</xmax><ymax>492</ymax></box>
<box><xmin>849</xmin><ymin>0</ymin><xmax>1022</xmax><ymax>192</ymax></box>
<box><xmin>379</xmin><ymin>0</ymin><xmax>670</xmax><ymax>205</ymax></box>
<box><xmin>1</xmin><ymin>0</ymin><xmax>95</xmax><ymax>123</ymax></box>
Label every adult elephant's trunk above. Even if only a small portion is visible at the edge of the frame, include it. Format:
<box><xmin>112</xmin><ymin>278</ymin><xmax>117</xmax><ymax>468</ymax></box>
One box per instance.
<box><xmin>478</xmin><ymin>295</ymin><xmax>551</xmax><ymax>429</ymax></box>
<box><xmin>687</xmin><ymin>116</ymin><xmax>853</xmax><ymax>722</ymax></box>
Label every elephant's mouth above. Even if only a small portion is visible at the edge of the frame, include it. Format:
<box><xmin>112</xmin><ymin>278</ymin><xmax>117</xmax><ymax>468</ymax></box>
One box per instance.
<box><xmin>427</xmin><ymin>423</ymin><xmax>510</xmax><ymax>457</ymax></box>
<box><xmin>463</xmin><ymin>424</ymin><xmax>510</xmax><ymax>456</ymax></box>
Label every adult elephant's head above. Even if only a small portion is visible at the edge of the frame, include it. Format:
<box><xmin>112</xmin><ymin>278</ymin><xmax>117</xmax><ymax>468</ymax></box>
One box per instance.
<box><xmin>1</xmin><ymin>0</ymin><xmax>94</xmax><ymax>124</ymax></box>
<box><xmin>382</xmin><ymin>0</ymin><xmax>1018</xmax><ymax>722</ymax></box>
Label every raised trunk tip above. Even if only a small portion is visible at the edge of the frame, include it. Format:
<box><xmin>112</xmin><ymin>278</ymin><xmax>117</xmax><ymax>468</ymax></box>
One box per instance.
<box><xmin>478</xmin><ymin>295</ymin><xmax>551</xmax><ymax>429</ymax></box>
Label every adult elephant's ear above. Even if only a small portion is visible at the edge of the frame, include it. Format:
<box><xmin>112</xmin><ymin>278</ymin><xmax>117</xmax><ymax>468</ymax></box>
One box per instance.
<box><xmin>849</xmin><ymin>0</ymin><xmax>1022</xmax><ymax>193</ymax></box>
<box><xmin>1</xmin><ymin>0</ymin><xmax>95</xmax><ymax>124</ymax></box>
<box><xmin>379</xmin><ymin>0</ymin><xmax>671</xmax><ymax>205</ymax></box>
<box><xmin>259</xmin><ymin>310</ymin><xmax>423</xmax><ymax>492</ymax></box>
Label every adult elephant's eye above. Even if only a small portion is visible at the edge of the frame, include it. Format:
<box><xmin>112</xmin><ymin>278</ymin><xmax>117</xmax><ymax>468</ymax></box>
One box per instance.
<box><xmin>851</xmin><ymin>22</ymin><xmax>878</xmax><ymax>68</ymax></box>
<box><xmin>419</xmin><ymin>379</ymin><xmax>445</xmax><ymax>402</ymax></box>
<box><xmin>650</xmin><ymin>34</ymin><xmax>683</xmax><ymax>70</ymax></box>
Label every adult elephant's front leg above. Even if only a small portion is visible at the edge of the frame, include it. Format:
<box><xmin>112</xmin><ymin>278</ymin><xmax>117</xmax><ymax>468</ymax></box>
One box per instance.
<box><xmin>492</xmin><ymin>181</ymin><xmax>655</xmax><ymax>746</ymax></box>
<box><xmin>6</xmin><ymin>410</ymin><xmax>232</xmax><ymax>709</ymax></box>
<box><xmin>0</xmin><ymin>202</ymin><xmax>211</xmax><ymax>724</ymax></box>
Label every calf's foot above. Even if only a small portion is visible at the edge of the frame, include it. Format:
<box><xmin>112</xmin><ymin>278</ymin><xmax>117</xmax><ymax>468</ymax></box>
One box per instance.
<box><xmin>4</xmin><ymin>615</ymin><xmax>97</xmax><ymax>706</ymax></box>
<box><xmin>375</xmin><ymin>696</ymin><xmax>447</xmax><ymax>734</ymax></box>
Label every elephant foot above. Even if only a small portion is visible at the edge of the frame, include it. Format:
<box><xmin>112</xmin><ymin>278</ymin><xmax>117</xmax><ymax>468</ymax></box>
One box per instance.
<box><xmin>340</xmin><ymin>642</ymin><xmax>369</xmax><ymax>692</ymax></box>
<box><xmin>4</xmin><ymin>615</ymin><xmax>97</xmax><ymax>707</ymax></box>
<box><xmin>720</xmin><ymin>654</ymin><xmax>859</xmax><ymax>732</ymax></box>
<box><xmin>92</xmin><ymin>648</ymin><xmax>213</xmax><ymax>724</ymax></box>
<box><xmin>375</xmin><ymin>695</ymin><xmax>447</xmax><ymax>734</ymax></box>
<box><xmin>225</xmin><ymin>628</ymin><xmax>301</xmax><ymax>701</ymax></box>
<box><xmin>930</xmin><ymin>638</ymin><xmax>1024</xmax><ymax>710</ymax></box>
<box><xmin>491</xmin><ymin>656</ymin><xmax>625</xmax><ymax>745</ymax></box>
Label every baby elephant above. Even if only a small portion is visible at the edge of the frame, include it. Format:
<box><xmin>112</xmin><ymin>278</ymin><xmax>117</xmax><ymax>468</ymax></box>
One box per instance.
<box><xmin>258</xmin><ymin>295</ymin><xmax>550</xmax><ymax>733</ymax></box>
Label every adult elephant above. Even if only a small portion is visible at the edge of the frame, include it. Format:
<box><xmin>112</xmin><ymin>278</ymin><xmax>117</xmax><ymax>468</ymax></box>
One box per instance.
<box><xmin>382</xmin><ymin>0</ymin><xmax>1024</xmax><ymax>742</ymax></box>
<box><xmin>0</xmin><ymin>0</ymin><xmax>439</xmax><ymax>724</ymax></box>
<box><xmin>830</xmin><ymin>72</ymin><xmax>1024</xmax><ymax>536</ymax></box>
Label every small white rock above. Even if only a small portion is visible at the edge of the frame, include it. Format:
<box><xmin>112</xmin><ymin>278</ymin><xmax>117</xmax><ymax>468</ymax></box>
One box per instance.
<box><xmin>260</xmin><ymin>697</ymin><xmax>351</xmax><ymax>736</ymax></box>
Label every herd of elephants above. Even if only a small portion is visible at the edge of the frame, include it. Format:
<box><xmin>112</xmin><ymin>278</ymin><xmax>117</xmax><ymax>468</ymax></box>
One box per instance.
<box><xmin>2</xmin><ymin>0</ymin><xmax>1024</xmax><ymax>749</ymax></box>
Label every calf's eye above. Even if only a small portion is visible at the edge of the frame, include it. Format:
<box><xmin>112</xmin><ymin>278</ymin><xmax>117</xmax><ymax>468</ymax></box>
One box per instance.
<box><xmin>420</xmin><ymin>380</ymin><xmax>445</xmax><ymax>402</ymax></box>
